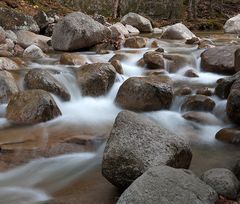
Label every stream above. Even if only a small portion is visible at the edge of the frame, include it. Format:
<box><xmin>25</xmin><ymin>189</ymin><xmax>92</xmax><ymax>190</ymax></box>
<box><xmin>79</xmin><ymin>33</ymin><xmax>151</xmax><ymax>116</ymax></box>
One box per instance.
<box><xmin>0</xmin><ymin>32</ymin><xmax>240</xmax><ymax>204</ymax></box>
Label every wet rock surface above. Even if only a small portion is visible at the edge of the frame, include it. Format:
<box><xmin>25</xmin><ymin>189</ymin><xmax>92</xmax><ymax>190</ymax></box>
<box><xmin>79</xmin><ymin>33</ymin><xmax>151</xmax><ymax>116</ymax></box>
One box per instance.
<box><xmin>76</xmin><ymin>63</ymin><xmax>116</xmax><ymax>97</ymax></box>
<box><xmin>6</xmin><ymin>89</ymin><xmax>61</xmax><ymax>124</ymax></box>
<box><xmin>115</xmin><ymin>76</ymin><xmax>173</xmax><ymax>111</ymax></box>
<box><xmin>181</xmin><ymin>95</ymin><xmax>216</xmax><ymax>112</ymax></box>
<box><xmin>124</xmin><ymin>36</ymin><xmax>146</xmax><ymax>48</ymax></box>
<box><xmin>24</xmin><ymin>69</ymin><xmax>71</xmax><ymax>101</ymax></box>
<box><xmin>201</xmin><ymin>45</ymin><xmax>240</xmax><ymax>74</ymax></box>
<box><xmin>216</xmin><ymin>128</ymin><xmax>240</xmax><ymax>144</ymax></box>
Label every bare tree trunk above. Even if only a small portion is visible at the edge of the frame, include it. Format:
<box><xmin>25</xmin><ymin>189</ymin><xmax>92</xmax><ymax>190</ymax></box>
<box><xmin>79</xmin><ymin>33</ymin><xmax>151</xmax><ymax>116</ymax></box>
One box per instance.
<box><xmin>188</xmin><ymin>0</ymin><xmax>193</xmax><ymax>20</ymax></box>
<box><xmin>113</xmin><ymin>0</ymin><xmax>121</xmax><ymax>19</ymax></box>
<box><xmin>209</xmin><ymin>0</ymin><xmax>213</xmax><ymax>17</ymax></box>
<box><xmin>193</xmin><ymin>0</ymin><xmax>198</xmax><ymax>19</ymax></box>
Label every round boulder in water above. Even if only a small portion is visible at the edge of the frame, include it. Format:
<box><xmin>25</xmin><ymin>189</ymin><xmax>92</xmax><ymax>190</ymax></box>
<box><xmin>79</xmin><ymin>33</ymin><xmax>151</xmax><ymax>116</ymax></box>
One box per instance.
<box><xmin>216</xmin><ymin>128</ymin><xmax>240</xmax><ymax>144</ymax></box>
<box><xmin>6</xmin><ymin>89</ymin><xmax>61</xmax><ymax>124</ymax></box>
<box><xmin>76</xmin><ymin>63</ymin><xmax>116</xmax><ymax>97</ymax></box>
<box><xmin>102</xmin><ymin>111</ymin><xmax>192</xmax><ymax>189</ymax></box>
<box><xmin>124</xmin><ymin>36</ymin><xmax>147</xmax><ymax>48</ymax></box>
<box><xmin>143</xmin><ymin>51</ymin><xmax>165</xmax><ymax>69</ymax></box>
<box><xmin>117</xmin><ymin>166</ymin><xmax>217</xmax><ymax>204</ymax></box>
<box><xmin>59</xmin><ymin>53</ymin><xmax>88</xmax><ymax>66</ymax></box>
<box><xmin>181</xmin><ymin>94</ymin><xmax>215</xmax><ymax>112</ymax></box>
<box><xmin>201</xmin><ymin>168</ymin><xmax>240</xmax><ymax>200</ymax></box>
<box><xmin>115</xmin><ymin>76</ymin><xmax>173</xmax><ymax>112</ymax></box>
<box><xmin>52</xmin><ymin>12</ymin><xmax>111</xmax><ymax>51</ymax></box>
<box><xmin>24</xmin><ymin>69</ymin><xmax>71</xmax><ymax>101</ymax></box>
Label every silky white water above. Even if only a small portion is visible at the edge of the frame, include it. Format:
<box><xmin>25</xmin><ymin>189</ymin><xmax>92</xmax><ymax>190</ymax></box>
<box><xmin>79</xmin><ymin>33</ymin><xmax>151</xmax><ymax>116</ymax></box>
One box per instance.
<box><xmin>0</xmin><ymin>36</ymin><xmax>239</xmax><ymax>203</ymax></box>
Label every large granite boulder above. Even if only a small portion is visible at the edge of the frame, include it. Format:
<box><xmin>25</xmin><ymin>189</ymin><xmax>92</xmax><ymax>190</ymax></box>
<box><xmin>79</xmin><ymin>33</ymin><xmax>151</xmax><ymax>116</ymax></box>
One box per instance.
<box><xmin>161</xmin><ymin>23</ymin><xmax>196</xmax><ymax>40</ymax></box>
<box><xmin>201</xmin><ymin>168</ymin><xmax>240</xmax><ymax>200</ymax></box>
<box><xmin>121</xmin><ymin>12</ymin><xmax>153</xmax><ymax>33</ymax></box>
<box><xmin>0</xmin><ymin>7</ymin><xmax>39</xmax><ymax>33</ymax></box>
<box><xmin>115</xmin><ymin>76</ymin><xmax>173</xmax><ymax>111</ymax></box>
<box><xmin>224</xmin><ymin>14</ymin><xmax>240</xmax><ymax>34</ymax></box>
<box><xmin>52</xmin><ymin>12</ymin><xmax>111</xmax><ymax>51</ymax></box>
<box><xmin>102</xmin><ymin>111</ymin><xmax>192</xmax><ymax>189</ymax></box>
<box><xmin>117</xmin><ymin>166</ymin><xmax>217</xmax><ymax>204</ymax></box>
<box><xmin>201</xmin><ymin>45</ymin><xmax>240</xmax><ymax>74</ymax></box>
<box><xmin>6</xmin><ymin>90</ymin><xmax>61</xmax><ymax>124</ymax></box>
<box><xmin>76</xmin><ymin>63</ymin><xmax>116</xmax><ymax>97</ymax></box>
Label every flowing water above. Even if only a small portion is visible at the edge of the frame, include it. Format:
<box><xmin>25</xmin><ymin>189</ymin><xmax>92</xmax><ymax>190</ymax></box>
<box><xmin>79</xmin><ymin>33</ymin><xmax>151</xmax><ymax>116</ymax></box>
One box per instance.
<box><xmin>0</xmin><ymin>32</ymin><xmax>240</xmax><ymax>203</ymax></box>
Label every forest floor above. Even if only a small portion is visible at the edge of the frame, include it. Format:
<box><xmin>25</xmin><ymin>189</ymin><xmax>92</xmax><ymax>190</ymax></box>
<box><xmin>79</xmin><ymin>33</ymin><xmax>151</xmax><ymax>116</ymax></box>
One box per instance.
<box><xmin>0</xmin><ymin>0</ymin><xmax>239</xmax><ymax>31</ymax></box>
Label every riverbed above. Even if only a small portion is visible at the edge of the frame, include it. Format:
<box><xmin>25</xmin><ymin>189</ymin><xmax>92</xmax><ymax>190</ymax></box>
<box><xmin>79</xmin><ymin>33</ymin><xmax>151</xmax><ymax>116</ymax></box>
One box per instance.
<box><xmin>0</xmin><ymin>32</ymin><xmax>239</xmax><ymax>204</ymax></box>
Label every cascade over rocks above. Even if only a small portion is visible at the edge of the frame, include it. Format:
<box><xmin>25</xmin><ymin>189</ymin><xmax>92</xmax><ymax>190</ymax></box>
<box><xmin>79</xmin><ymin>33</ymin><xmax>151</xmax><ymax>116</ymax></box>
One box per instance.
<box><xmin>201</xmin><ymin>45</ymin><xmax>240</xmax><ymax>74</ymax></box>
<box><xmin>121</xmin><ymin>12</ymin><xmax>153</xmax><ymax>33</ymax></box>
<box><xmin>52</xmin><ymin>12</ymin><xmax>111</xmax><ymax>51</ymax></box>
<box><xmin>161</xmin><ymin>23</ymin><xmax>196</xmax><ymax>40</ymax></box>
<box><xmin>201</xmin><ymin>168</ymin><xmax>240</xmax><ymax>200</ymax></box>
<box><xmin>75</xmin><ymin>63</ymin><xmax>116</xmax><ymax>97</ymax></box>
<box><xmin>115</xmin><ymin>76</ymin><xmax>173</xmax><ymax>111</ymax></box>
<box><xmin>102</xmin><ymin>111</ymin><xmax>192</xmax><ymax>189</ymax></box>
<box><xmin>0</xmin><ymin>71</ymin><xmax>18</xmax><ymax>104</ymax></box>
<box><xmin>117</xmin><ymin>166</ymin><xmax>217</xmax><ymax>204</ymax></box>
<box><xmin>6</xmin><ymin>89</ymin><xmax>61</xmax><ymax>124</ymax></box>
<box><xmin>24</xmin><ymin>69</ymin><xmax>71</xmax><ymax>101</ymax></box>
<box><xmin>0</xmin><ymin>7</ymin><xmax>39</xmax><ymax>33</ymax></box>
<box><xmin>224</xmin><ymin>14</ymin><xmax>240</xmax><ymax>34</ymax></box>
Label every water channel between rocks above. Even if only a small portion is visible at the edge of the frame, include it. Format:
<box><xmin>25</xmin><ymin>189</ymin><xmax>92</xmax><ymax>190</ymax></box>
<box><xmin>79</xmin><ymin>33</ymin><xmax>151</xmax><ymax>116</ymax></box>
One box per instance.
<box><xmin>0</xmin><ymin>32</ymin><xmax>239</xmax><ymax>204</ymax></box>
